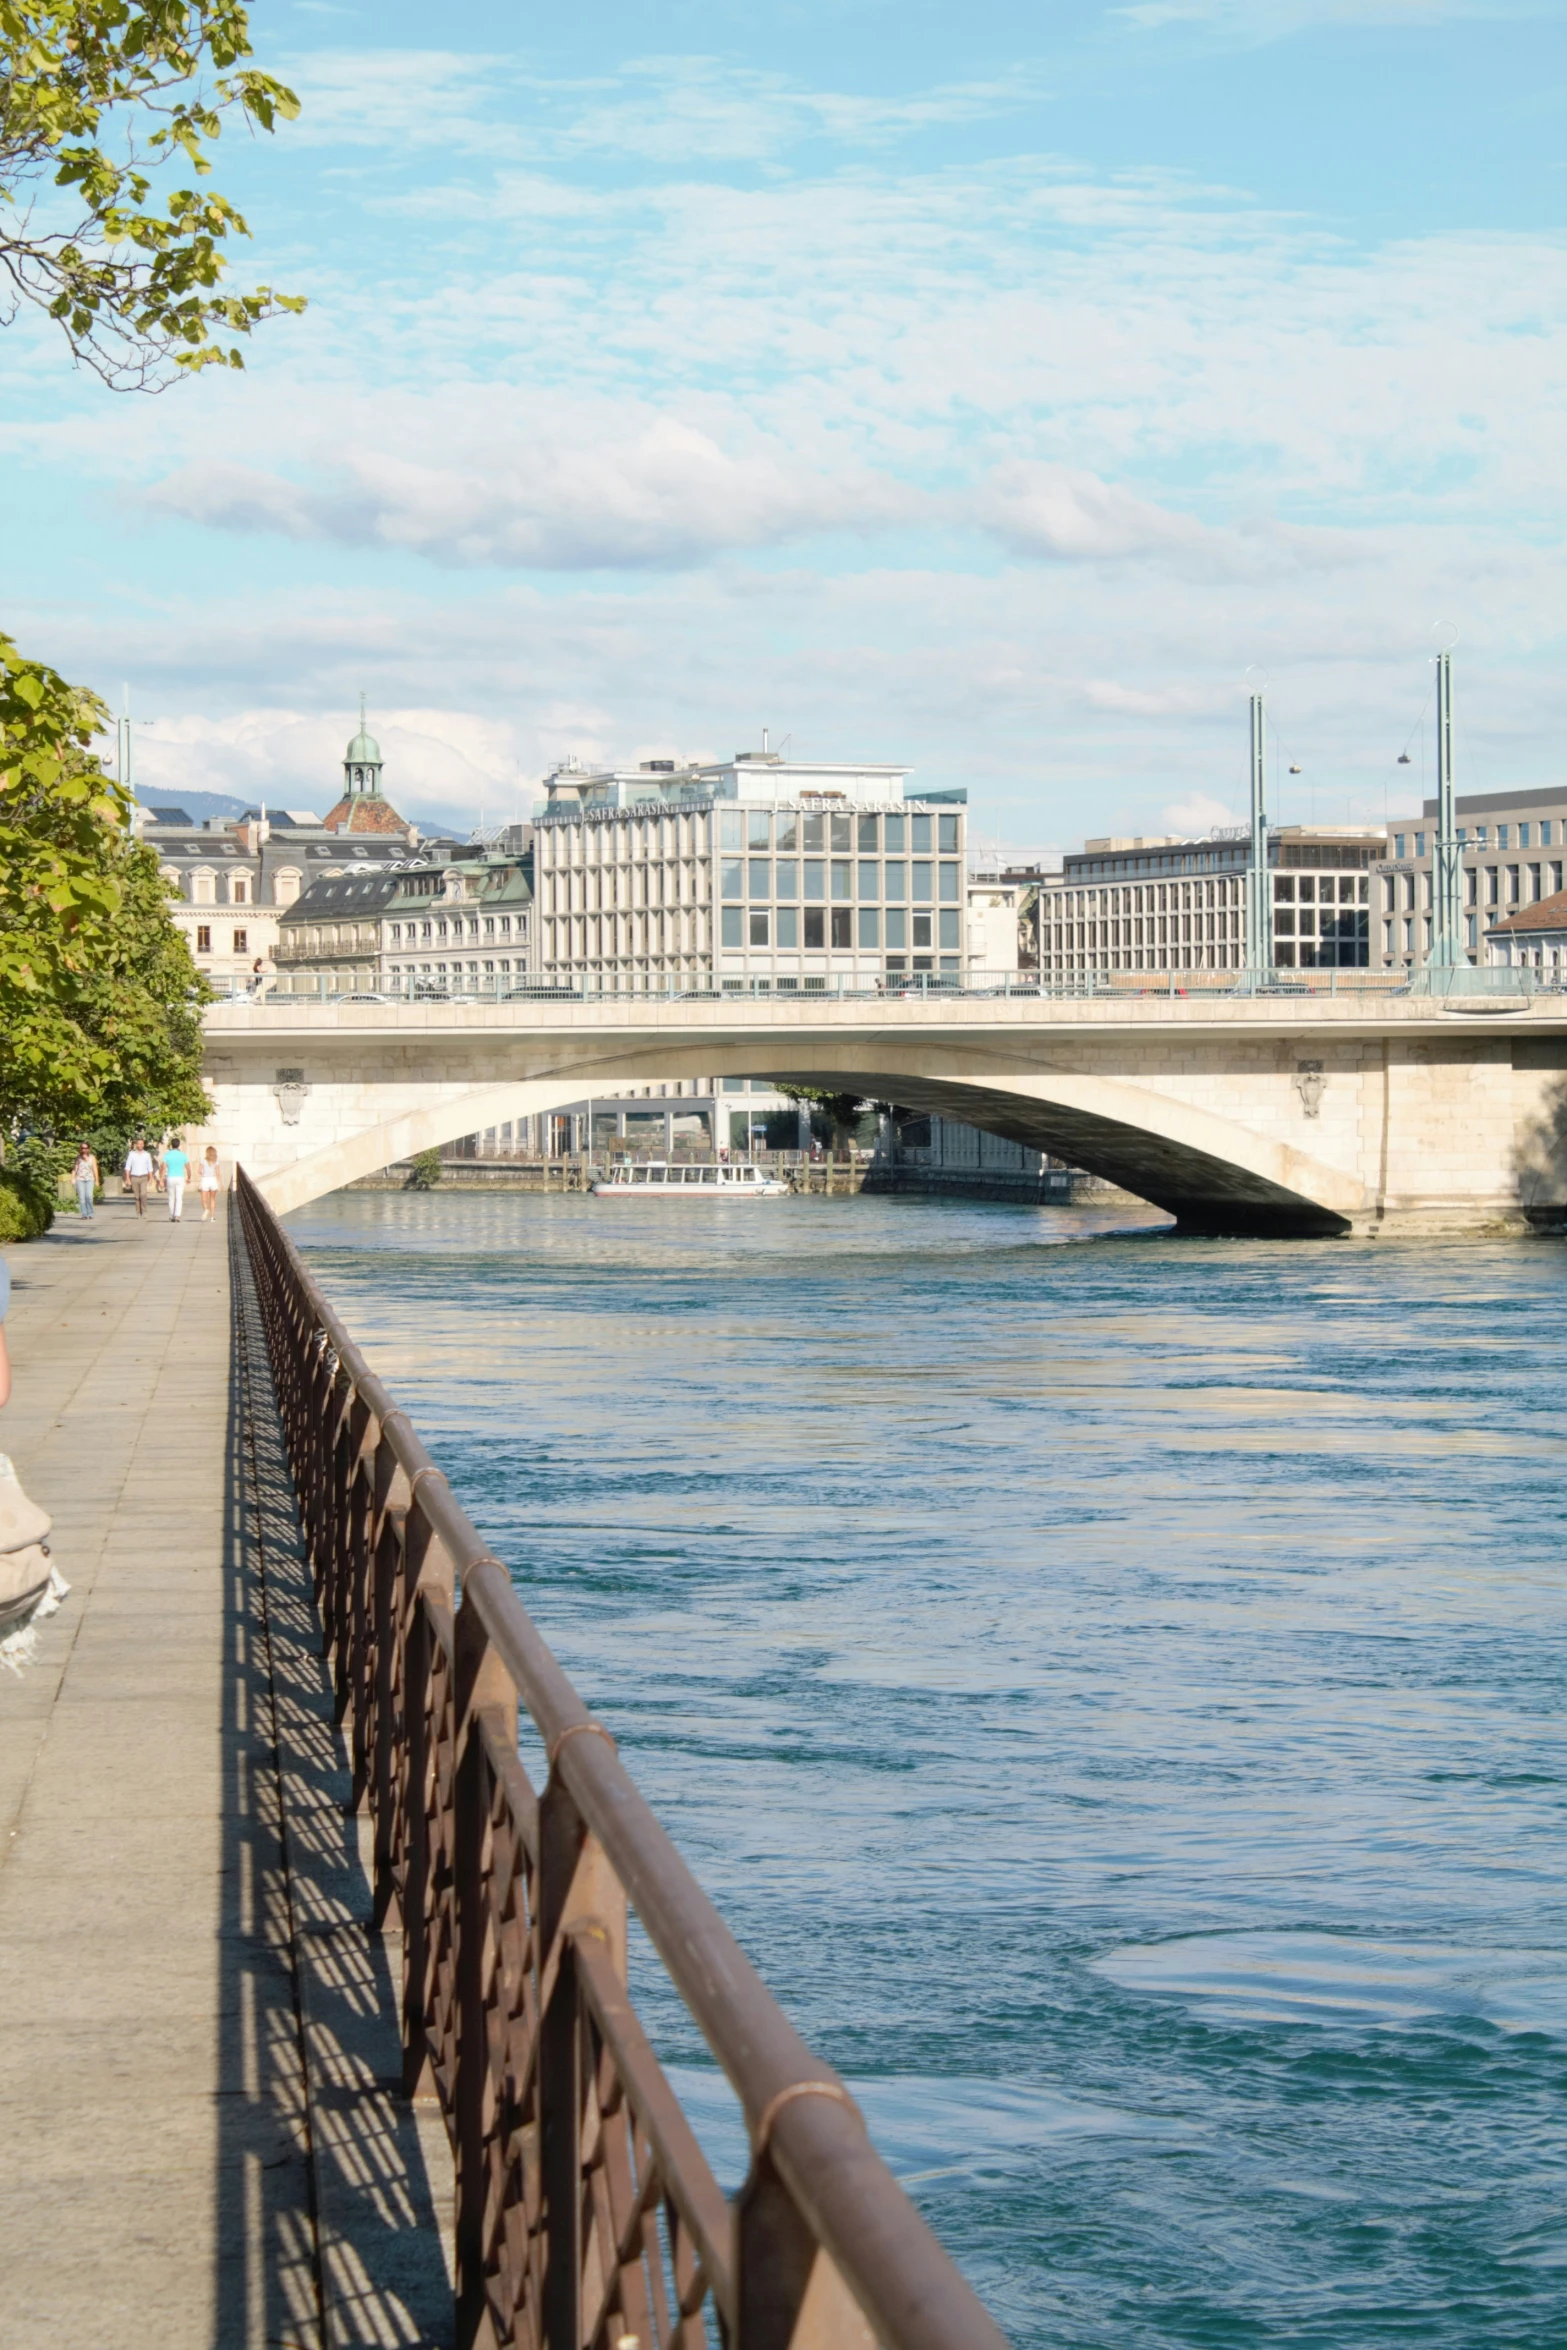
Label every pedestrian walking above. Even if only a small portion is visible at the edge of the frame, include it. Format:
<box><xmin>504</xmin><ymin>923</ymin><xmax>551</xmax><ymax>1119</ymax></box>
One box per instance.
<box><xmin>162</xmin><ymin>1135</ymin><xmax>190</xmax><ymax>1223</ymax></box>
<box><xmin>198</xmin><ymin>1145</ymin><xmax>221</xmax><ymax>1222</ymax></box>
<box><xmin>124</xmin><ymin>1137</ymin><xmax>154</xmax><ymax>1218</ymax></box>
<box><xmin>248</xmin><ymin>957</ymin><xmax>268</xmax><ymax>999</ymax></box>
<box><xmin>71</xmin><ymin>1143</ymin><xmax>100</xmax><ymax>1219</ymax></box>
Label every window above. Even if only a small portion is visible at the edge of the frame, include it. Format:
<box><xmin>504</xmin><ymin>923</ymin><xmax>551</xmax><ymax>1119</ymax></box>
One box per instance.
<box><xmin>775</xmin><ymin>860</ymin><xmax>798</xmax><ymax>898</ymax></box>
<box><xmin>804</xmin><ymin>907</ymin><xmax>826</xmax><ymax>949</ymax></box>
<box><xmin>776</xmin><ymin>812</ymin><xmax>798</xmax><ymax>851</ymax></box>
<box><xmin>939</xmin><ymin>909</ymin><xmax>960</xmax><ymax>949</ymax></box>
<box><xmin>721</xmin><ymin>906</ymin><xmax>743</xmax><ymax>948</ymax></box>
<box><xmin>230</xmin><ymin>876</ymin><xmax>248</xmax><ymax>904</ymax></box>
<box><xmin>193</xmin><ymin>869</ymin><xmax>215</xmax><ymax>904</ymax></box>
<box><xmin>884</xmin><ymin>862</ymin><xmax>906</xmax><ymax>901</ymax></box>
<box><xmin>857</xmin><ymin>813</ymin><xmax>879</xmax><ymax>851</ymax></box>
<box><xmin>938</xmin><ymin>863</ymin><xmax>960</xmax><ymax>902</ymax></box>
<box><xmin>858</xmin><ymin>907</ymin><xmax>880</xmax><ymax>948</ymax></box>
<box><xmin>1499</xmin><ymin>825</ymin><xmax>1511</xmax><ymax>850</ymax></box>
<box><xmin>749</xmin><ymin>859</ymin><xmax>771</xmax><ymax>899</ymax></box>
<box><xmin>831</xmin><ymin>860</ymin><xmax>852</xmax><ymax>900</ymax></box>
<box><xmin>858</xmin><ymin>862</ymin><xmax>879</xmax><ymax>900</ymax></box>
<box><xmin>1275</xmin><ymin>876</ymin><xmax>1295</xmax><ymax>902</ymax></box>
<box><xmin>938</xmin><ymin>814</ymin><xmax>960</xmax><ymax>853</ymax></box>
<box><xmin>484</xmin><ymin>917</ymin><xmax>495</xmax><ymax>936</ymax></box>
<box><xmin>721</xmin><ymin>860</ymin><xmax>743</xmax><ymax>900</ymax></box>
<box><xmin>1529</xmin><ymin>864</ymin><xmax>1542</xmax><ymax>901</ymax></box>
<box><xmin>196</xmin><ymin>925</ymin><xmax>211</xmax><ymax>953</ymax></box>
<box><xmin>776</xmin><ymin>905</ymin><xmax>799</xmax><ymax>948</ymax></box>
<box><xmin>1394</xmin><ymin>834</ymin><xmax>1406</xmax><ymax>859</ymax></box>
<box><xmin>233</xmin><ymin>929</ymin><xmax>248</xmax><ymax>954</ymax></box>
<box><xmin>803</xmin><ymin>860</ymin><xmax>825</xmax><ymax>901</ymax></box>
<box><xmin>884</xmin><ymin>814</ymin><xmax>906</xmax><ymax>852</ymax></box>
<box><xmin>1275</xmin><ymin>907</ymin><xmax>1297</xmax><ymax>935</ymax></box>
<box><xmin>1509</xmin><ymin>866</ymin><xmax>1521</xmax><ymax>900</ymax></box>
<box><xmin>911</xmin><ymin>814</ymin><xmax>932</xmax><ymax>853</ymax></box>
<box><xmin>1415</xmin><ymin>833</ymin><xmax>1427</xmax><ymax>857</ymax></box>
<box><xmin>912</xmin><ymin>913</ymin><xmax>933</xmax><ymax>948</ymax></box>
<box><xmin>1521</xmin><ymin>824</ymin><xmax>1533</xmax><ymax>848</ymax></box>
<box><xmin>1543</xmin><ymin>822</ymin><xmax>1555</xmax><ymax>847</ymax></box>
<box><xmin>720</xmin><ymin>809</ymin><xmax>744</xmax><ymax>850</ymax></box>
<box><xmin>748</xmin><ymin>911</ymin><xmax>770</xmax><ymax>946</ymax></box>
<box><xmin>747</xmin><ymin>810</ymin><xmax>771</xmax><ymax>848</ymax></box>
<box><xmin>911</xmin><ymin>862</ymin><xmax>933</xmax><ymax>902</ymax></box>
<box><xmin>830</xmin><ymin>814</ymin><xmax>853</xmax><ymax>852</ymax></box>
<box><xmin>802</xmin><ymin>814</ymin><xmax>825</xmax><ymax>851</ymax></box>
<box><xmin>830</xmin><ymin>907</ymin><xmax>852</xmax><ymax>948</ymax></box>
<box><xmin>884</xmin><ymin>907</ymin><xmax>907</xmax><ymax>949</ymax></box>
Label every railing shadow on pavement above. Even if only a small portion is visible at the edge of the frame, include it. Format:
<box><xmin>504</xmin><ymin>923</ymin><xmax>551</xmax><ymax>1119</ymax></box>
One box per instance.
<box><xmin>219</xmin><ymin>1202</ymin><xmax>455</xmax><ymax>2347</ymax></box>
<box><xmin>233</xmin><ymin>1166</ymin><xmax>1013</xmax><ymax>2350</ymax></box>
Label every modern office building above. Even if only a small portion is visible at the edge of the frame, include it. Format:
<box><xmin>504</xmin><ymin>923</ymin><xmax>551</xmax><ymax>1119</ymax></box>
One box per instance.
<box><xmin>1036</xmin><ymin>825</ymin><xmax>1384</xmax><ymax>981</ymax></box>
<box><xmin>533</xmin><ymin>751</ymin><xmax>967</xmax><ymax>992</ymax></box>
<box><xmin>1377</xmin><ymin>788</ymin><xmax>1567</xmax><ymax>970</ymax></box>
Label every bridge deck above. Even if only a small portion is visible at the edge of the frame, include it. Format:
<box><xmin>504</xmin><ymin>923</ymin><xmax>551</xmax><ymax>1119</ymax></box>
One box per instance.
<box><xmin>0</xmin><ymin>1200</ymin><xmax>453</xmax><ymax>2347</ymax></box>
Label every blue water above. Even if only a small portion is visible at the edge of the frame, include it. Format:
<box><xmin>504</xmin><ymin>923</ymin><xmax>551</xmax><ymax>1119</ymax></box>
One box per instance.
<box><xmin>285</xmin><ymin>1189</ymin><xmax>1567</xmax><ymax>2347</ymax></box>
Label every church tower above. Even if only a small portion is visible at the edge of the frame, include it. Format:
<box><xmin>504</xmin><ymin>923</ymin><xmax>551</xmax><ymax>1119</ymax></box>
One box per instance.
<box><xmin>344</xmin><ymin>694</ymin><xmax>383</xmax><ymax>798</ymax></box>
<box><xmin>321</xmin><ymin>696</ymin><xmax>415</xmax><ymax>838</ymax></box>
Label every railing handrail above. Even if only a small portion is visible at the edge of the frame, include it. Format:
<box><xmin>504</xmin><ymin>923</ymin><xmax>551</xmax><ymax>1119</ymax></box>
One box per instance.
<box><xmin>235</xmin><ymin>1167</ymin><xmax>1012</xmax><ymax>2350</ymax></box>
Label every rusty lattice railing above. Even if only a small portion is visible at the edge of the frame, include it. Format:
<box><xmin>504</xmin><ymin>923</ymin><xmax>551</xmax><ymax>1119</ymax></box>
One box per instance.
<box><xmin>235</xmin><ymin>1169</ymin><xmax>1011</xmax><ymax>2350</ymax></box>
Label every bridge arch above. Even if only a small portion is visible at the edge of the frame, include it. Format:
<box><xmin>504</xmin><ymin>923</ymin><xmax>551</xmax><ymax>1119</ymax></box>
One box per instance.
<box><xmin>211</xmin><ymin>1028</ymin><xmax>1367</xmax><ymax>1235</ymax></box>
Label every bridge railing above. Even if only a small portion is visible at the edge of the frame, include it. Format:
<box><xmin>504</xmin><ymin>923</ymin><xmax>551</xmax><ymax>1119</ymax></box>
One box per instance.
<box><xmin>234</xmin><ymin>1166</ymin><xmax>1011</xmax><ymax>2350</ymax></box>
<box><xmin>211</xmin><ymin>964</ymin><xmax>1556</xmax><ymax>1007</ymax></box>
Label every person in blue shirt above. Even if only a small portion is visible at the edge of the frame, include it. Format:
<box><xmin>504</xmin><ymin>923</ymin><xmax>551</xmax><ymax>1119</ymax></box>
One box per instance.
<box><xmin>161</xmin><ymin>1137</ymin><xmax>190</xmax><ymax>1223</ymax></box>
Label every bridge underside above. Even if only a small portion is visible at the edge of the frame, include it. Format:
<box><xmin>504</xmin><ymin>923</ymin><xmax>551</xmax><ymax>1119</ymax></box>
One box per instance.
<box><xmin>819</xmin><ymin>1072</ymin><xmax>1354</xmax><ymax>1236</ymax></box>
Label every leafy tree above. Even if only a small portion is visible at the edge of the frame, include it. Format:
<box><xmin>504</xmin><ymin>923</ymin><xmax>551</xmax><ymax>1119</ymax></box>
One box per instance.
<box><xmin>0</xmin><ymin>630</ymin><xmax>209</xmax><ymax>1142</ymax></box>
<box><xmin>1</xmin><ymin>0</ymin><xmax>303</xmax><ymax>389</ymax></box>
<box><xmin>406</xmin><ymin>1148</ymin><xmax>443</xmax><ymax>1191</ymax></box>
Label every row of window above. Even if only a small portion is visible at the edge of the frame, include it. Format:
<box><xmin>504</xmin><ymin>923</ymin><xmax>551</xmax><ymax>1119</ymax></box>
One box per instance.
<box><xmin>387</xmin><ymin>915</ymin><xmax>524</xmax><ymax>943</ymax></box>
<box><xmin>720</xmin><ymin>860</ymin><xmax>961</xmax><ymax>905</ymax></box>
<box><xmin>1275</xmin><ymin>876</ymin><xmax>1369</xmax><ymax>904</ymax></box>
<box><xmin>194</xmin><ymin>926</ymin><xmax>247</xmax><ymax>955</ymax></box>
<box><xmin>1381</xmin><ymin>863</ymin><xmax>1563</xmax><ymax>914</ymax></box>
<box><xmin>537</xmin><ymin>813</ymin><xmax>707</xmax><ymax>863</ymax></box>
<box><xmin>1275</xmin><ymin>909</ymin><xmax>1371</xmax><ymax>941</ymax></box>
<box><xmin>1393</xmin><ymin>821</ymin><xmax>1558</xmax><ymax>857</ymax></box>
<box><xmin>720</xmin><ymin>908</ymin><xmax>961</xmax><ymax>951</ymax></box>
<box><xmin>716</xmin><ymin>810</ymin><xmax>960</xmax><ymax>855</ymax></box>
<box><xmin>1049</xmin><ymin>877</ymin><xmax>1239</xmax><ymax>918</ymax></box>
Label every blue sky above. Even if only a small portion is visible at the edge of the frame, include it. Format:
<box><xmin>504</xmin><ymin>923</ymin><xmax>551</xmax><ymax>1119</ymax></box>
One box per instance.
<box><xmin>4</xmin><ymin>0</ymin><xmax>1564</xmax><ymax>840</ymax></box>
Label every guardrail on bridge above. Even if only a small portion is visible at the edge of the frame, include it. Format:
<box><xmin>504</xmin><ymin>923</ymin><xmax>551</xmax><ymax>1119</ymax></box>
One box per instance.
<box><xmin>235</xmin><ymin>1168</ymin><xmax>1011</xmax><ymax>2350</ymax></box>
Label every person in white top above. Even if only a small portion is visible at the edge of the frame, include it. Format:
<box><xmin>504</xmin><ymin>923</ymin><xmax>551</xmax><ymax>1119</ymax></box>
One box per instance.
<box><xmin>123</xmin><ymin>1139</ymin><xmax>154</xmax><ymax>1219</ymax></box>
<box><xmin>198</xmin><ymin>1145</ymin><xmax>221</xmax><ymax>1222</ymax></box>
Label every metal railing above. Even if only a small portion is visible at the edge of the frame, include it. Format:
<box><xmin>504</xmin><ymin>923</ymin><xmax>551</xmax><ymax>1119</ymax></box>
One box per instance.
<box><xmin>210</xmin><ymin>964</ymin><xmax>1561</xmax><ymax>1009</ymax></box>
<box><xmin>234</xmin><ymin>1168</ymin><xmax>1010</xmax><ymax>2350</ymax></box>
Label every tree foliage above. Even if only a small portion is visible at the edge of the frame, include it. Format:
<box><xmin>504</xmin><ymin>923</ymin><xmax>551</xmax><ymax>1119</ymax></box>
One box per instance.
<box><xmin>0</xmin><ymin>629</ymin><xmax>210</xmax><ymax>1138</ymax></box>
<box><xmin>0</xmin><ymin>0</ymin><xmax>303</xmax><ymax>388</ymax></box>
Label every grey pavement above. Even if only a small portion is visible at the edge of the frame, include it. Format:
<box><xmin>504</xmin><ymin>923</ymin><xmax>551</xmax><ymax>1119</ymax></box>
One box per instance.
<box><xmin>0</xmin><ymin>1196</ymin><xmax>453</xmax><ymax>2348</ymax></box>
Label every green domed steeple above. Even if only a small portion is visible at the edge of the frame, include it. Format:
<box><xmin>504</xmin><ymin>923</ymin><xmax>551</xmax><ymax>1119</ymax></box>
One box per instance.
<box><xmin>344</xmin><ymin>694</ymin><xmax>383</xmax><ymax>795</ymax></box>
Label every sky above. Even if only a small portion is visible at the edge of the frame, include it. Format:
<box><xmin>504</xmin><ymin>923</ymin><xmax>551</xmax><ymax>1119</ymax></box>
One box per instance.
<box><xmin>3</xmin><ymin>0</ymin><xmax>1565</xmax><ymax>844</ymax></box>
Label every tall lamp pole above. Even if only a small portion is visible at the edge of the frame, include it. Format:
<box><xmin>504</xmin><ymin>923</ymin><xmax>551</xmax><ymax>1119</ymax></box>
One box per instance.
<box><xmin>1244</xmin><ymin>690</ymin><xmax>1271</xmax><ymax>985</ymax></box>
<box><xmin>1430</xmin><ymin>648</ymin><xmax>1462</xmax><ymax>970</ymax></box>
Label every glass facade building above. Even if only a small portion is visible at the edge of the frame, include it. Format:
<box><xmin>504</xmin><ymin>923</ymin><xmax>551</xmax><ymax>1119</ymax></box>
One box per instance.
<box><xmin>534</xmin><ymin>756</ymin><xmax>967</xmax><ymax>991</ymax></box>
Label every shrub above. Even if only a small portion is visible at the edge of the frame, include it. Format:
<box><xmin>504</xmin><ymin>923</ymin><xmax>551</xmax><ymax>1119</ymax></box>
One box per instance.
<box><xmin>0</xmin><ymin>1172</ymin><xmax>52</xmax><ymax>1242</ymax></box>
<box><xmin>406</xmin><ymin>1148</ymin><xmax>443</xmax><ymax>1191</ymax></box>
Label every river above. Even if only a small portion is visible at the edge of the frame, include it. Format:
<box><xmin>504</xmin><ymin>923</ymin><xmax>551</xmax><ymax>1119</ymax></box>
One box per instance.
<box><xmin>287</xmin><ymin>1187</ymin><xmax>1567</xmax><ymax>2349</ymax></box>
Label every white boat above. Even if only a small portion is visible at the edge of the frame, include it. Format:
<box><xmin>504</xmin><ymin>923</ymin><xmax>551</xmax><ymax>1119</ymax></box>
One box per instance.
<box><xmin>593</xmin><ymin>1160</ymin><xmax>790</xmax><ymax>1198</ymax></box>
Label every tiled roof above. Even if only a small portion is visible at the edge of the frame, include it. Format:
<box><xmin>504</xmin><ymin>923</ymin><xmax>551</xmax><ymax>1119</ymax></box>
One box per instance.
<box><xmin>1489</xmin><ymin>888</ymin><xmax>1567</xmax><ymax>934</ymax></box>
<box><xmin>321</xmin><ymin>793</ymin><xmax>414</xmax><ymax>837</ymax></box>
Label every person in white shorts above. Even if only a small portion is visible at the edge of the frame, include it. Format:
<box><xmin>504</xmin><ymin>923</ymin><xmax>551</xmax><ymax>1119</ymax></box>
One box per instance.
<box><xmin>124</xmin><ymin>1138</ymin><xmax>154</xmax><ymax>1218</ymax></box>
<box><xmin>162</xmin><ymin>1136</ymin><xmax>190</xmax><ymax>1222</ymax></box>
<box><xmin>198</xmin><ymin>1146</ymin><xmax>221</xmax><ymax>1222</ymax></box>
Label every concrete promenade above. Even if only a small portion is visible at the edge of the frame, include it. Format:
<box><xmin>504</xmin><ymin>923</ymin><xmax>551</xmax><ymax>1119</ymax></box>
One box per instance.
<box><xmin>0</xmin><ymin>1198</ymin><xmax>452</xmax><ymax>2347</ymax></box>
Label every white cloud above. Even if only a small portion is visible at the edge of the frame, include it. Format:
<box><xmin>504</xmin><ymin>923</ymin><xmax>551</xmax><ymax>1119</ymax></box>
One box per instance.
<box><xmin>977</xmin><ymin>464</ymin><xmax>1220</xmax><ymax>565</ymax></box>
<box><xmin>146</xmin><ymin>411</ymin><xmax>912</xmax><ymax>570</ymax></box>
<box><xmin>1163</xmin><ymin>789</ymin><xmax>1241</xmax><ymax>835</ymax></box>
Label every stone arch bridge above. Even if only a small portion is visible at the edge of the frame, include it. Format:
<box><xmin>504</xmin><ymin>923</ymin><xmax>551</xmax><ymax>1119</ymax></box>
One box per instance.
<box><xmin>200</xmin><ymin>993</ymin><xmax>1567</xmax><ymax>1237</ymax></box>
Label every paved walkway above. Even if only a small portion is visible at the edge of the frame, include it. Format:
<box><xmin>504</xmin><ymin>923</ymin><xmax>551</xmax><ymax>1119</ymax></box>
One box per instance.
<box><xmin>0</xmin><ymin>1197</ymin><xmax>452</xmax><ymax>2347</ymax></box>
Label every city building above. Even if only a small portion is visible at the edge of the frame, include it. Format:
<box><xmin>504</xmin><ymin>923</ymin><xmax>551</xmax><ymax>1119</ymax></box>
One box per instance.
<box><xmin>1486</xmin><ymin>890</ymin><xmax>1567</xmax><ymax>975</ymax></box>
<box><xmin>1378</xmin><ymin>788</ymin><xmax>1567</xmax><ymax>970</ymax></box>
<box><xmin>144</xmin><ymin>710</ymin><xmax>418</xmax><ymax>988</ymax></box>
<box><xmin>452</xmin><ymin>1078</ymin><xmax>809</xmax><ymax>1160</ymax></box>
<box><xmin>274</xmin><ymin>844</ymin><xmax>536</xmax><ymax>996</ymax></box>
<box><xmin>533</xmin><ymin>751</ymin><xmax>967</xmax><ymax>993</ymax></box>
<box><xmin>1036</xmin><ymin>825</ymin><xmax>1384</xmax><ymax>981</ymax></box>
<box><xmin>966</xmin><ymin>852</ymin><xmax>1060</xmax><ymax>974</ymax></box>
